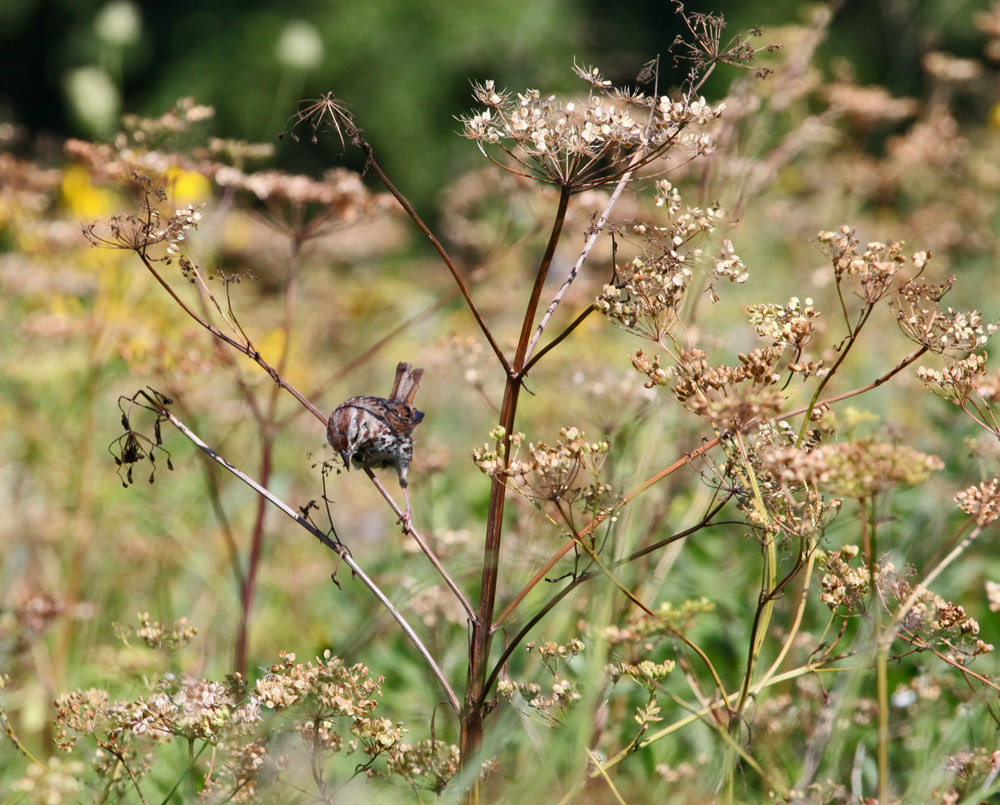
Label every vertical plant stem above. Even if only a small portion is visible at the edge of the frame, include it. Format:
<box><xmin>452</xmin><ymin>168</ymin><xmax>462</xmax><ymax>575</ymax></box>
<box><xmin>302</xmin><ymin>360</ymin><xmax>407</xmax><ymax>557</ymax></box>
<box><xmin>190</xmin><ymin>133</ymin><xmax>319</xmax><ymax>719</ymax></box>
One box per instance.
<box><xmin>461</xmin><ymin>187</ymin><xmax>571</xmax><ymax>769</ymax></box>
<box><xmin>876</xmin><ymin>641</ymin><xmax>890</xmax><ymax>804</ymax></box>
<box><xmin>235</xmin><ymin>236</ymin><xmax>302</xmax><ymax>677</ymax></box>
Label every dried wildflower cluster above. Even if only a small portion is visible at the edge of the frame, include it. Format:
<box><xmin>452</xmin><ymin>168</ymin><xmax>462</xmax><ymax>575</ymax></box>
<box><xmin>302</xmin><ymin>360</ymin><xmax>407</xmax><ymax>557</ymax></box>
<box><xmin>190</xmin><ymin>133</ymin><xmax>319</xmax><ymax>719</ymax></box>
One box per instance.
<box><xmin>46</xmin><ymin>646</ymin><xmax>460</xmax><ymax>800</ymax></box>
<box><xmin>0</xmin><ymin>153</ymin><xmax>62</xmax><ymax>224</ymax></box>
<box><xmin>497</xmin><ymin>639</ymin><xmax>586</xmax><ymax>726</ymax></box>
<box><xmin>955</xmin><ymin>478</ymin><xmax>1000</xmax><ymax>526</ymax></box>
<box><xmin>473</xmin><ymin>427</ymin><xmax>615</xmax><ymax>516</ymax></box>
<box><xmin>209</xmin><ymin>165</ymin><xmax>395</xmax><ymax>221</ymax></box>
<box><xmin>821</xmin><ymin>548</ymin><xmax>993</xmax><ymax>666</ymax></box>
<box><xmin>671</xmin><ymin>7</ymin><xmax>780</xmax><ymax>78</ymax></box>
<box><xmin>385</xmin><ymin>739</ymin><xmax>461</xmax><ymax>793</ymax></box>
<box><xmin>917</xmin><ymin>355</ymin><xmax>990</xmax><ymax>405</ymax></box>
<box><xmin>887</xmin><ymin>580</ymin><xmax>994</xmax><ymax>667</ymax></box>
<box><xmin>607</xmin><ymin>659</ymin><xmax>676</xmax><ymax>689</ymax></box>
<box><xmin>116</xmin><ymin>612</ymin><xmax>198</xmax><ymax>650</ymax></box>
<box><xmin>597</xmin><ymin>253</ymin><xmax>694</xmax><ymax>342</ymax></box>
<box><xmin>82</xmin><ymin>181</ymin><xmax>202</xmax><ymax>257</ymax></box>
<box><xmin>254</xmin><ymin>650</ymin><xmax>401</xmax><ymax>764</ymax></box>
<box><xmin>64</xmin><ymin>98</ymin><xmax>218</xmax><ymax>183</ymax></box>
<box><xmin>818</xmin><ymin>227</ymin><xmax>918</xmax><ymax>304</ymax></box>
<box><xmin>749</xmin><ymin>463</ymin><xmax>842</xmax><ymax>546</ymax></box>
<box><xmin>898</xmin><ymin>271</ymin><xmax>1000</xmax><ymax>432</ymax></box>
<box><xmin>69</xmin><ymin>98</ymin><xmax>394</xmax><ymax>234</ymax></box>
<box><xmin>597</xmin><ymin>183</ymin><xmax>746</xmax><ymax>341</ymax></box>
<box><xmin>943</xmin><ymin>748</ymin><xmax>1000</xmax><ymax>800</ymax></box>
<box><xmin>460</xmin><ymin>63</ymin><xmax>725</xmax><ymax>190</ymax></box>
<box><xmin>600</xmin><ymin>600</ymin><xmax>711</xmax><ymax>674</ymax></box>
<box><xmin>54</xmin><ymin>672</ymin><xmax>259</xmax><ymax>752</ymax></box>
<box><xmin>748</xmin><ymin>297</ymin><xmax>823</xmax><ymax>353</ymax></box>
<box><xmin>671</xmin><ymin>347</ymin><xmax>786</xmax><ymax>433</ymax></box>
<box><xmin>895</xmin><ymin>276</ymin><xmax>999</xmax><ymax>354</ymax></box>
<box><xmin>764</xmin><ymin>439</ymin><xmax>943</xmax><ymax>499</ymax></box>
<box><xmin>819</xmin><ymin>545</ymin><xmax>889</xmax><ymax>612</ymax></box>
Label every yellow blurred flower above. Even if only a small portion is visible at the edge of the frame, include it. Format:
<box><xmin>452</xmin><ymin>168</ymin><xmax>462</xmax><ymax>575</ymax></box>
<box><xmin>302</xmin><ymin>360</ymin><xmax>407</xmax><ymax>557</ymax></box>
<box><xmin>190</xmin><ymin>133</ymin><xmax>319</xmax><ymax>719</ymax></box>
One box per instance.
<box><xmin>61</xmin><ymin>165</ymin><xmax>115</xmax><ymax>219</ymax></box>
<box><xmin>164</xmin><ymin>166</ymin><xmax>211</xmax><ymax>207</ymax></box>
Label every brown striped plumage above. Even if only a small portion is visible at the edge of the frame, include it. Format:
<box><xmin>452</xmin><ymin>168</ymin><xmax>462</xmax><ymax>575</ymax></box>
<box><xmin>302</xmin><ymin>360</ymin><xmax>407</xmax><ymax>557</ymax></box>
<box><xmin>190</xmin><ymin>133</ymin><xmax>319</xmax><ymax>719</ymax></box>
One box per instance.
<box><xmin>327</xmin><ymin>362</ymin><xmax>425</xmax><ymax>527</ymax></box>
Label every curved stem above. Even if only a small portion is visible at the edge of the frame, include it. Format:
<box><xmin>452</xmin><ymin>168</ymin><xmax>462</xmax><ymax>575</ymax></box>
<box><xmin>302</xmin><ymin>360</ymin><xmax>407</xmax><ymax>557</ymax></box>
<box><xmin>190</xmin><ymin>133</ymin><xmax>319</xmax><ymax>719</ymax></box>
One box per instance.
<box><xmin>159</xmin><ymin>403</ymin><xmax>460</xmax><ymax>713</ymax></box>
<box><xmin>356</xmin><ymin>139</ymin><xmax>511</xmax><ymax>376</ymax></box>
<box><xmin>484</xmin><ymin>501</ymin><xmax>729</xmax><ymax>698</ymax></box>
<box><xmin>522</xmin><ymin>305</ymin><xmax>595</xmax><ymax>377</ymax></box>
<box><xmin>137</xmin><ymin>253</ymin><xmax>327</xmax><ymax>425</ymax></box>
<box><xmin>362</xmin><ymin>468</ymin><xmax>475</xmax><ymax>621</ymax></box>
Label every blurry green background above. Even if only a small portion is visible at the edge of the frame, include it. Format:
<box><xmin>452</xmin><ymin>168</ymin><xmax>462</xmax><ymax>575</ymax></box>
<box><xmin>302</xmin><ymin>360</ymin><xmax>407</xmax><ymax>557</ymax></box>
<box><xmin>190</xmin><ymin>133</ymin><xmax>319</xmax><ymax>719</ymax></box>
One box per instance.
<box><xmin>0</xmin><ymin>0</ymin><xmax>984</xmax><ymax>208</ymax></box>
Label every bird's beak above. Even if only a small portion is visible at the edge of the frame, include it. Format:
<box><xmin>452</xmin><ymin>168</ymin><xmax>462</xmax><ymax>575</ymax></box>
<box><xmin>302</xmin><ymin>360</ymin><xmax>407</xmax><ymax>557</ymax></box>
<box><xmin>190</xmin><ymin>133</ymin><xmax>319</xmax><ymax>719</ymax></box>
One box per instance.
<box><xmin>340</xmin><ymin>450</ymin><xmax>352</xmax><ymax>470</ymax></box>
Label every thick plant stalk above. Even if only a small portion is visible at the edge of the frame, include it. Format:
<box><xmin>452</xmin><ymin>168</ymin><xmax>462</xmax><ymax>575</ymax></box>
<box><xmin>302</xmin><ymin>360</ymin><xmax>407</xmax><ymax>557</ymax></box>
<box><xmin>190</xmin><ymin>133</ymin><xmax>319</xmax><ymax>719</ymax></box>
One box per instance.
<box><xmin>461</xmin><ymin>187</ymin><xmax>571</xmax><ymax>765</ymax></box>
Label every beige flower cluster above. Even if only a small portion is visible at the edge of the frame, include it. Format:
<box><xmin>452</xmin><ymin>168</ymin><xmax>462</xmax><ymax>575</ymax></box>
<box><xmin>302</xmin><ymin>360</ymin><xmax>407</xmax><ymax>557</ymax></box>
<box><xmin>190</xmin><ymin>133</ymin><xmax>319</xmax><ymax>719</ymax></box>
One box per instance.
<box><xmin>461</xmin><ymin>63</ymin><xmax>725</xmax><ymax>190</ymax></box>
<box><xmin>473</xmin><ymin>427</ymin><xmax>613</xmax><ymax>511</ymax></box>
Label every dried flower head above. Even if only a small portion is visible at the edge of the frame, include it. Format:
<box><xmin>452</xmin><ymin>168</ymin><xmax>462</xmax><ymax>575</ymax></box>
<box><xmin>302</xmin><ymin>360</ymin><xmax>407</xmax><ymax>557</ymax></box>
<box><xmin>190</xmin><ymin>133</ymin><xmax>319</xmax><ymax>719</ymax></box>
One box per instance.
<box><xmin>764</xmin><ymin>440</ymin><xmax>943</xmax><ymax>499</ymax></box>
<box><xmin>386</xmin><ymin>740</ymin><xmax>460</xmax><ymax>793</ymax></box>
<box><xmin>819</xmin><ymin>545</ymin><xmax>886</xmax><ymax>612</ymax></box>
<box><xmin>597</xmin><ymin>183</ymin><xmax>741</xmax><ymax>340</ymax></box>
<box><xmin>748</xmin><ymin>297</ymin><xmax>822</xmax><ymax>352</ymax></box>
<box><xmin>460</xmin><ymin>65</ymin><xmax>725</xmax><ymax>191</ymax></box>
<box><xmin>895</xmin><ymin>275</ymin><xmax>999</xmax><ymax>355</ymax></box>
<box><xmin>670</xmin><ymin>3</ymin><xmax>781</xmax><ymax>79</ymax></box>
<box><xmin>955</xmin><ymin>478</ymin><xmax>1000</xmax><ymax>526</ymax></box>
<box><xmin>473</xmin><ymin>427</ymin><xmax>615</xmax><ymax>518</ymax></box>
<box><xmin>817</xmin><ymin>227</ymin><xmax>909</xmax><ymax>304</ymax></box>
<box><xmin>917</xmin><ymin>354</ymin><xmax>989</xmax><ymax>406</ymax></box>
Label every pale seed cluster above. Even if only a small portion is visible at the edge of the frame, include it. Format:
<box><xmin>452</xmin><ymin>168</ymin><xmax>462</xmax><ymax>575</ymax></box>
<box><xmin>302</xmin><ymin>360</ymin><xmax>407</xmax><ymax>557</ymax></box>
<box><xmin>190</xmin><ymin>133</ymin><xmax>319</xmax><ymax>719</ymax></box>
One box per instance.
<box><xmin>47</xmin><ymin>645</ymin><xmax>449</xmax><ymax>800</ymax></box>
<box><xmin>895</xmin><ymin>276</ymin><xmax>998</xmax><ymax>354</ymax></box>
<box><xmin>917</xmin><ymin>354</ymin><xmax>988</xmax><ymax>404</ymax></box>
<box><xmin>747</xmin><ymin>297</ymin><xmax>823</xmax><ymax>352</ymax></box>
<box><xmin>819</xmin><ymin>545</ymin><xmax>888</xmax><ymax>611</ymax></box>
<box><xmin>955</xmin><ymin>478</ymin><xmax>1000</xmax><ymax>526</ymax></box>
<box><xmin>496</xmin><ymin>638</ymin><xmax>586</xmax><ymax>727</ymax></box>
<box><xmin>597</xmin><ymin>253</ymin><xmax>693</xmax><ymax>341</ymax></box>
<box><xmin>126</xmin><ymin>612</ymin><xmax>198</xmax><ymax>650</ymax></box>
<box><xmin>818</xmin><ymin>227</ymin><xmax>909</xmax><ymax>304</ymax></box>
<box><xmin>596</xmin><ymin>184</ymin><xmax>744</xmax><ymax>341</ymax></box>
<box><xmin>763</xmin><ymin>440</ymin><xmax>943</xmax><ymax>499</ymax></box>
<box><xmin>606</xmin><ymin>659</ymin><xmax>675</xmax><ymax>690</ymax></box>
<box><xmin>472</xmin><ymin>427</ymin><xmax>614</xmax><ymax>513</ymax></box>
<box><xmin>460</xmin><ymin>63</ymin><xmax>725</xmax><ymax>190</ymax></box>
<box><xmin>385</xmin><ymin>739</ymin><xmax>461</xmax><ymax>793</ymax></box>
<box><xmin>83</xmin><ymin>192</ymin><xmax>202</xmax><ymax>257</ymax></box>
<box><xmin>887</xmin><ymin>579</ymin><xmax>994</xmax><ymax>666</ymax></box>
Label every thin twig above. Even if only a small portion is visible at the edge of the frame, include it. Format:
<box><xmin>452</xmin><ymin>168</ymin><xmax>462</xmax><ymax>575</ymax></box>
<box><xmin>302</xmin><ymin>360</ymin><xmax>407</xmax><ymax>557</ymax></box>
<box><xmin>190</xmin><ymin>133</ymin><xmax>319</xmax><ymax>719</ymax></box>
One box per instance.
<box><xmin>137</xmin><ymin>252</ymin><xmax>327</xmax><ymax>425</ymax></box>
<box><xmin>159</xmin><ymin>405</ymin><xmax>460</xmax><ymax>713</ymax></box>
<box><xmin>361</xmin><ymin>468</ymin><xmax>476</xmax><ymax>622</ymax></box>
<box><xmin>484</xmin><ymin>502</ymin><xmax>729</xmax><ymax>697</ymax></box>
<box><xmin>353</xmin><ymin>138</ymin><xmax>511</xmax><ymax>376</ymax></box>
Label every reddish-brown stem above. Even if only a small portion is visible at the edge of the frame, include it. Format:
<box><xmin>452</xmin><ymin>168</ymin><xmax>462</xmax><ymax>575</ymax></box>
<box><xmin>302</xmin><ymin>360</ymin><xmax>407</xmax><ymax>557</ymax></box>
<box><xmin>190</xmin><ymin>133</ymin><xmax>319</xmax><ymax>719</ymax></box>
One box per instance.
<box><xmin>235</xmin><ymin>441</ymin><xmax>272</xmax><ymax>677</ymax></box>
<box><xmin>235</xmin><ymin>236</ymin><xmax>302</xmax><ymax>678</ymax></box>
<box><xmin>522</xmin><ymin>305</ymin><xmax>595</xmax><ymax>377</ymax></box>
<box><xmin>483</xmin><ymin>500</ymin><xmax>730</xmax><ymax>697</ymax></box>
<box><xmin>494</xmin><ymin>342</ymin><xmax>931</xmax><ymax>631</ymax></box>
<box><xmin>493</xmin><ymin>440</ymin><xmax>717</xmax><ymax>630</ymax></box>
<box><xmin>356</xmin><ymin>140</ymin><xmax>511</xmax><ymax>376</ymax></box>
<box><xmin>158</xmin><ymin>402</ymin><xmax>460</xmax><ymax>712</ymax></box>
<box><xmin>460</xmin><ymin>186</ymin><xmax>572</xmax><ymax>766</ymax></box>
